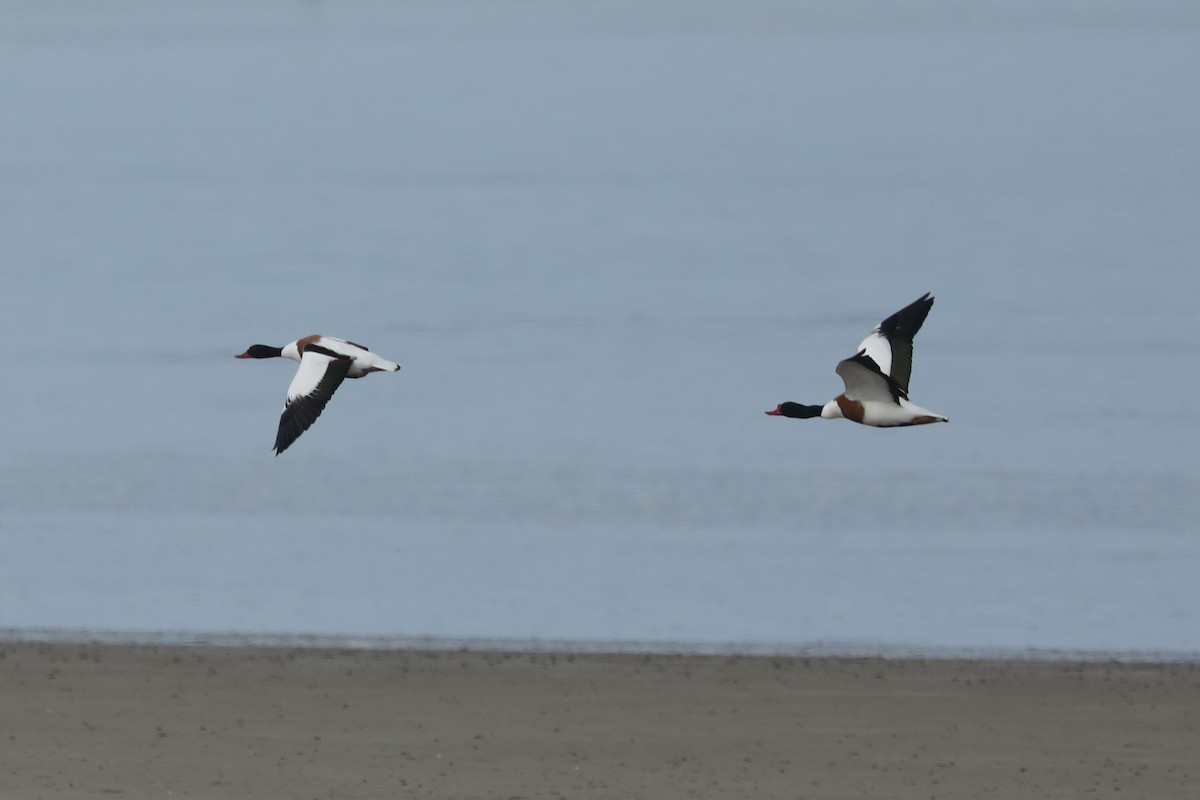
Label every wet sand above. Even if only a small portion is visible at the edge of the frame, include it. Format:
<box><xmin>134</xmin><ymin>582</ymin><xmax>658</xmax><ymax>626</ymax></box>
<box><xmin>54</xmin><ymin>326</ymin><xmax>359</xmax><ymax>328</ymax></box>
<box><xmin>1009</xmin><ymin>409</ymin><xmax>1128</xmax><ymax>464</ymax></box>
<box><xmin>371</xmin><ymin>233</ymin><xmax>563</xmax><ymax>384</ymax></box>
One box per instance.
<box><xmin>1</xmin><ymin>642</ymin><xmax>1197</xmax><ymax>799</ymax></box>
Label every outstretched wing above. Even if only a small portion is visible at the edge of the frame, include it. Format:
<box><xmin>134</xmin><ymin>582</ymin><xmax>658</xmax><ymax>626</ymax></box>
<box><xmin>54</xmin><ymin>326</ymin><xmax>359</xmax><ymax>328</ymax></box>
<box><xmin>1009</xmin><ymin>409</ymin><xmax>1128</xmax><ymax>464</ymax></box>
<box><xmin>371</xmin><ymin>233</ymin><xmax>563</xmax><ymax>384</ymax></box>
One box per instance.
<box><xmin>274</xmin><ymin>345</ymin><xmax>352</xmax><ymax>455</ymax></box>
<box><xmin>854</xmin><ymin>293</ymin><xmax>933</xmax><ymax>395</ymax></box>
<box><xmin>835</xmin><ymin>351</ymin><xmax>906</xmax><ymax>406</ymax></box>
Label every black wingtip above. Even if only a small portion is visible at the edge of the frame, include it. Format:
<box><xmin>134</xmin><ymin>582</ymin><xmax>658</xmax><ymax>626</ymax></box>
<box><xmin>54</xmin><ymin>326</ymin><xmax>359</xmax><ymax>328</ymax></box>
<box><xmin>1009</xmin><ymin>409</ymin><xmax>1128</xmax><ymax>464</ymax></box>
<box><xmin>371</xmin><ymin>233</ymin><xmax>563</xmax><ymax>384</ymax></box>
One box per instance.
<box><xmin>274</xmin><ymin>434</ymin><xmax>295</xmax><ymax>456</ymax></box>
<box><xmin>878</xmin><ymin>293</ymin><xmax>935</xmax><ymax>341</ymax></box>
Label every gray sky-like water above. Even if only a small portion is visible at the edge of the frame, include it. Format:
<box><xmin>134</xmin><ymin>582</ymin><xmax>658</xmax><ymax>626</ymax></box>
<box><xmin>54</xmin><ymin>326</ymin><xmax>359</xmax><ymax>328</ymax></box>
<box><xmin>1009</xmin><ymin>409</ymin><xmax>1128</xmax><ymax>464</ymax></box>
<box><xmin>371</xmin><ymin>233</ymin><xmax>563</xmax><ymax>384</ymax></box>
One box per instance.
<box><xmin>1</xmin><ymin>0</ymin><xmax>1198</xmax><ymax>655</ymax></box>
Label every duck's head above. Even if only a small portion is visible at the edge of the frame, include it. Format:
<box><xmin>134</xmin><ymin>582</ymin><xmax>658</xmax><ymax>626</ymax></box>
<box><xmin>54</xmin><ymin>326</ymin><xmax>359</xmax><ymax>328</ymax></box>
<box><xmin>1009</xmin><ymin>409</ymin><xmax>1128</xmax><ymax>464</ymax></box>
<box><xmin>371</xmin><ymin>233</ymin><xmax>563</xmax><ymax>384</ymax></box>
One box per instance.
<box><xmin>235</xmin><ymin>344</ymin><xmax>283</xmax><ymax>359</ymax></box>
<box><xmin>765</xmin><ymin>402</ymin><xmax>824</xmax><ymax>419</ymax></box>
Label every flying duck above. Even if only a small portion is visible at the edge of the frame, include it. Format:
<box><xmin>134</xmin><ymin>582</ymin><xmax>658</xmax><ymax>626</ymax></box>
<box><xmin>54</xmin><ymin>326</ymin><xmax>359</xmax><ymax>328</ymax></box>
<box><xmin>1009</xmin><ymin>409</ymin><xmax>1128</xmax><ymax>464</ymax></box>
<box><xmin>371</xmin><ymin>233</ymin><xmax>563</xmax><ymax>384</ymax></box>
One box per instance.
<box><xmin>236</xmin><ymin>335</ymin><xmax>401</xmax><ymax>455</ymax></box>
<box><xmin>766</xmin><ymin>293</ymin><xmax>948</xmax><ymax>427</ymax></box>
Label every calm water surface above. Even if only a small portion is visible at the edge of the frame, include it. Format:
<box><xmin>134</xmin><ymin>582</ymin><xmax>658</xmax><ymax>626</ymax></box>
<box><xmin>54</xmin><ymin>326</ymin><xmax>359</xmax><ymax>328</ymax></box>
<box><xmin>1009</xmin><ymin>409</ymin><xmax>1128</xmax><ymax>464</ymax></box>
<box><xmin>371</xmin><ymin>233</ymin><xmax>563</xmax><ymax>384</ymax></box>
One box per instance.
<box><xmin>1</xmin><ymin>1</ymin><xmax>1198</xmax><ymax>656</ymax></box>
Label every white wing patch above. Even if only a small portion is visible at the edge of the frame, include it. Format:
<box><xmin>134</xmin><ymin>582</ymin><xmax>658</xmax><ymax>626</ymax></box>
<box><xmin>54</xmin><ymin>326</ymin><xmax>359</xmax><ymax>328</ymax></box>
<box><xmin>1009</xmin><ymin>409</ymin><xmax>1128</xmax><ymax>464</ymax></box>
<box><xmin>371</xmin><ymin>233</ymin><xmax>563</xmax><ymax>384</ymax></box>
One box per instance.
<box><xmin>285</xmin><ymin>350</ymin><xmax>343</xmax><ymax>405</ymax></box>
<box><xmin>836</xmin><ymin>356</ymin><xmax>898</xmax><ymax>405</ymax></box>
<box><xmin>856</xmin><ymin>330</ymin><xmax>893</xmax><ymax>379</ymax></box>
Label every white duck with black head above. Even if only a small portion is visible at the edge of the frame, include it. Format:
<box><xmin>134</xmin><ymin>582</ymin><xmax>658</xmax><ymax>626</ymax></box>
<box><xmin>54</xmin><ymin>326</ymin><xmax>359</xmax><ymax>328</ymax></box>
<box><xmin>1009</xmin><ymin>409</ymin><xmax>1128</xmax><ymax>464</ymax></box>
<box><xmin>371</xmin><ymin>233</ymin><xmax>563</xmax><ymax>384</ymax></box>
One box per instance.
<box><xmin>236</xmin><ymin>335</ymin><xmax>401</xmax><ymax>454</ymax></box>
<box><xmin>766</xmin><ymin>294</ymin><xmax>949</xmax><ymax>428</ymax></box>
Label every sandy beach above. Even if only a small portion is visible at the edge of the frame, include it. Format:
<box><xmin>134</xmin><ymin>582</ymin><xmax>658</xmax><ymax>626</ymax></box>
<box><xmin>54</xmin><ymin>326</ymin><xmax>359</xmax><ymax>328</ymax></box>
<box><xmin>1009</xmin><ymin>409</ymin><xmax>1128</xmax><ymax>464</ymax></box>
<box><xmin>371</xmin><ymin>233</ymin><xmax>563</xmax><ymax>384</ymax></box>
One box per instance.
<box><xmin>0</xmin><ymin>642</ymin><xmax>1195</xmax><ymax>798</ymax></box>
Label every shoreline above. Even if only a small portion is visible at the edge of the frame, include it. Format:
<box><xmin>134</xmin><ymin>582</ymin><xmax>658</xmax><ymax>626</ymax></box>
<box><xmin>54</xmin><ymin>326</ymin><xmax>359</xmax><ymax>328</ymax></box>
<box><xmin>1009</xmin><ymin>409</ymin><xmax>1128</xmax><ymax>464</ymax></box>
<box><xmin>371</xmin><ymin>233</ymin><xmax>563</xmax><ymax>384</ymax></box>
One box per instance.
<box><xmin>3</xmin><ymin>626</ymin><xmax>1197</xmax><ymax>664</ymax></box>
<box><xmin>2</xmin><ymin>641</ymin><xmax>1197</xmax><ymax>799</ymax></box>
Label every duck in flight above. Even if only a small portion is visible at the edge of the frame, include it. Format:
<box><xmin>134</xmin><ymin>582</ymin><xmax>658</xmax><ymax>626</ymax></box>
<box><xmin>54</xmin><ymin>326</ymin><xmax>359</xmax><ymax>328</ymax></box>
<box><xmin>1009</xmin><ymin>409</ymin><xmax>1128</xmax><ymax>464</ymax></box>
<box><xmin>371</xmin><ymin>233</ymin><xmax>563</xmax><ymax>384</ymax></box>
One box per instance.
<box><xmin>766</xmin><ymin>293</ymin><xmax>948</xmax><ymax>427</ymax></box>
<box><xmin>236</xmin><ymin>335</ymin><xmax>401</xmax><ymax>454</ymax></box>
